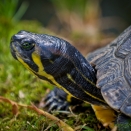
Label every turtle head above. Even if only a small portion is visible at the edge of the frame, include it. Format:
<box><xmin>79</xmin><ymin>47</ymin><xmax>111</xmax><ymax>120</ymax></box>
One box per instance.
<box><xmin>10</xmin><ymin>30</ymin><xmax>104</xmax><ymax>104</ymax></box>
<box><xmin>10</xmin><ymin>30</ymin><xmax>67</xmax><ymax>74</ymax></box>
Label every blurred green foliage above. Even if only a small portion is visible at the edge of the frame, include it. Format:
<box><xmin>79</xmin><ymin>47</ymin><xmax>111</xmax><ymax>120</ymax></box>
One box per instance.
<box><xmin>0</xmin><ymin>0</ymin><xmax>26</xmax><ymax>19</ymax></box>
<box><xmin>51</xmin><ymin>0</ymin><xmax>88</xmax><ymax>18</ymax></box>
<box><xmin>50</xmin><ymin>0</ymin><xmax>101</xmax><ymax>48</ymax></box>
<box><xmin>0</xmin><ymin>0</ymin><xmax>28</xmax><ymax>40</ymax></box>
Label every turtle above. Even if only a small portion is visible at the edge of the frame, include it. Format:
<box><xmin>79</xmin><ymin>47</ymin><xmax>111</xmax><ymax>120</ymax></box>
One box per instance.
<box><xmin>10</xmin><ymin>25</ymin><xmax>131</xmax><ymax>131</ymax></box>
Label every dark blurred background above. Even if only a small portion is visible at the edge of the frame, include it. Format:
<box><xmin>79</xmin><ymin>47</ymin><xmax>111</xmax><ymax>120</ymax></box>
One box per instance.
<box><xmin>16</xmin><ymin>0</ymin><xmax>131</xmax><ymax>54</ymax></box>
<box><xmin>1</xmin><ymin>0</ymin><xmax>131</xmax><ymax>55</ymax></box>
<box><xmin>18</xmin><ymin>0</ymin><xmax>131</xmax><ymax>34</ymax></box>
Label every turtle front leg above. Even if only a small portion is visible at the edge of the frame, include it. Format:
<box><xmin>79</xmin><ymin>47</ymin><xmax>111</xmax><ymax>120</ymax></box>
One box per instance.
<box><xmin>40</xmin><ymin>87</ymin><xmax>82</xmax><ymax>112</ymax></box>
<box><xmin>91</xmin><ymin>105</ymin><xmax>116</xmax><ymax>129</ymax></box>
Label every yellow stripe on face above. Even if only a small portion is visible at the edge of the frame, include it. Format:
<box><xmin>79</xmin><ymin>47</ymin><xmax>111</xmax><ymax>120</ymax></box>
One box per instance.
<box><xmin>17</xmin><ymin>52</ymin><xmax>77</xmax><ymax>100</ymax></box>
<box><xmin>32</xmin><ymin>51</ymin><xmax>105</xmax><ymax>103</ymax></box>
<box><xmin>31</xmin><ymin>51</ymin><xmax>77</xmax><ymax>99</ymax></box>
<box><xmin>16</xmin><ymin>51</ymin><xmax>105</xmax><ymax>104</ymax></box>
<box><xmin>17</xmin><ymin>56</ymin><xmax>38</xmax><ymax>77</ymax></box>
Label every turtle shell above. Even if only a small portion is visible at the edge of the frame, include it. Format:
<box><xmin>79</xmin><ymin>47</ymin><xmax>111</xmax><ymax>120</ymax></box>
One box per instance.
<box><xmin>86</xmin><ymin>26</ymin><xmax>131</xmax><ymax>117</ymax></box>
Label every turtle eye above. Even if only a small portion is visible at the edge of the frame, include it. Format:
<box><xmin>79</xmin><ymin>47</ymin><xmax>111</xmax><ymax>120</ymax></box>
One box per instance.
<box><xmin>21</xmin><ymin>42</ymin><xmax>35</xmax><ymax>50</ymax></box>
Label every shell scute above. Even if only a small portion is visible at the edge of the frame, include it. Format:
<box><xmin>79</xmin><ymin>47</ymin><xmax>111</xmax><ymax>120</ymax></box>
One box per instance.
<box><xmin>101</xmin><ymin>78</ymin><xmax>130</xmax><ymax>111</ymax></box>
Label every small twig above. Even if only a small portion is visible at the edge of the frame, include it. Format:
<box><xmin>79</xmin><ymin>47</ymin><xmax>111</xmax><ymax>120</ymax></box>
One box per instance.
<box><xmin>0</xmin><ymin>96</ymin><xmax>74</xmax><ymax>131</ymax></box>
<box><xmin>0</xmin><ymin>96</ymin><xmax>19</xmax><ymax>115</ymax></box>
<box><xmin>19</xmin><ymin>103</ymin><xmax>74</xmax><ymax>131</ymax></box>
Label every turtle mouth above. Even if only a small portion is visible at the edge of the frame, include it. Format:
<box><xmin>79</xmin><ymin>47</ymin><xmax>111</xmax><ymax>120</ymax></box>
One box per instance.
<box><xmin>10</xmin><ymin>41</ymin><xmax>29</xmax><ymax>61</ymax></box>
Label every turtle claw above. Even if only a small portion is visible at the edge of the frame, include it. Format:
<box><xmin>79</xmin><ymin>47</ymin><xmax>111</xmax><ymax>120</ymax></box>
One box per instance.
<box><xmin>39</xmin><ymin>88</ymin><xmax>70</xmax><ymax>112</ymax></box>
<box><xmin>57</xmin><ymin>102</ymin><xmax>69</xmax><ymax>111</ymax></box>
<box><xmin>47</xmin><ymin>101</ymin><xmax>69</xmax><ymax>112</ymax></box>
<box><xmin>48</xmin><ymin>103</ymin><xmax>57</xmax><ymax>112</ymax></box>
